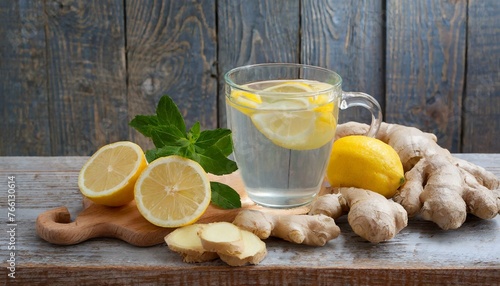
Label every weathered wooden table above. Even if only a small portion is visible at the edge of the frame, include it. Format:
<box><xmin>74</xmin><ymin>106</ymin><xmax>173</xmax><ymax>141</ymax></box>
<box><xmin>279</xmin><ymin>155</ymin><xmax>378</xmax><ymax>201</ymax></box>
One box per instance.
<box><xmin>1</xmin><ymin>155</ymin><xmax>499</xmax><ymax>285</ymax></box>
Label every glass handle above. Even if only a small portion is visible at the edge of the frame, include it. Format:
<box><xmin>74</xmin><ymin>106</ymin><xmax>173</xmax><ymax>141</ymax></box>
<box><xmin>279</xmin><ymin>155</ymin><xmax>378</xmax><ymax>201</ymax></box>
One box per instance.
<box><xmin>340</xmin><ymin>92</ymin><xmax>383</xmax><ymax>137</ymax></box>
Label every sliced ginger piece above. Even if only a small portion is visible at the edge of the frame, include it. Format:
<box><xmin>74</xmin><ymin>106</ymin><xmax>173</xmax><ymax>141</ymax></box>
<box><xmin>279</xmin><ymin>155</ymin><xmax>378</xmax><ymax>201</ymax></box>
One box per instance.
<box><xmin>218</xmin><ymin>229</ymin><xmax>267</xmax><ymax>267</ymax></box>
<box><xmin>165</xmin><ymin>224</ymin><xmax>218</xmax><ymax>263</ymax></box>
<box><xmin>198</xmin><ymin>222</ymin><xmax>244</xmax><ymax>255</ymax></box>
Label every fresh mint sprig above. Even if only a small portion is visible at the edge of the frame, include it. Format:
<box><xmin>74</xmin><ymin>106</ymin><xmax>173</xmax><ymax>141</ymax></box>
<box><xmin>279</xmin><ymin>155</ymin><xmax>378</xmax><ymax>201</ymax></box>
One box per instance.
<box><xmin>129</xmin><ymin>95</ymin><xmax>241</xmax><ymax>209</ymax></box>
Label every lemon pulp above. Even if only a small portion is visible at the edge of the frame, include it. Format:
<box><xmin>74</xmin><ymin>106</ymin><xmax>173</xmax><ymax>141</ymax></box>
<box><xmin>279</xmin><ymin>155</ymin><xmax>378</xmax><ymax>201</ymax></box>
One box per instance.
<box><xmin>134</xmin><ymin>155</ymin><xmax>211</xmax><ymax>228</ymax></box>
<box><xmin>78</xmin><ymin>141</ymin><xmax>147</xmax><ymax>207</ymax></box>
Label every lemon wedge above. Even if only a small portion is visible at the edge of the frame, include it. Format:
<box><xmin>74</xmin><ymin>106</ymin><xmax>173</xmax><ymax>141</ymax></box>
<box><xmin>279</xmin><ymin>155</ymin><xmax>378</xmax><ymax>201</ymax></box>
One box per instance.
<box><xmin>134</xmin><ymin>155</ymin><xmax>211</xmax><ymax>228</ymax></box>
<box><xmin>78</xmin><ymin>141</ymin><xmax>147</xmax><ymax>207</ymax></box>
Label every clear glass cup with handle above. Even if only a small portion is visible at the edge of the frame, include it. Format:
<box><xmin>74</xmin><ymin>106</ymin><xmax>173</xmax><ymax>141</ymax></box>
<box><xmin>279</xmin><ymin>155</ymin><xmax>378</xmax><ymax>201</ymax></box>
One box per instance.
<box><xmin>225</xmin><ymin>63</ymin><xmax>382</xmax><ymax>208</ymax></box>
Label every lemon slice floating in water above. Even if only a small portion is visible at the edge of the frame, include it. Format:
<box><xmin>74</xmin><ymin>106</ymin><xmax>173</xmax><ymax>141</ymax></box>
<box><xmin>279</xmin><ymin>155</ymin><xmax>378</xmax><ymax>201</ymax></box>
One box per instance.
<box><xmin>227</xmin><ymin>90</ymin><xmax>262</xmax><ymax>115</ymax></box>
<box><xmin>251</xmin><ymin>81</ymin><xmax>337</xmax><ymax>150</ymax></box>
<box><xmin>262</xmin><ymin>81</ymin><xmax>314</xmax><ymax>93</ymax></box>
<box><xmin>251</xmin><ymin>99</ymin><xmax>317</xmax><ymax>150</ymax></box>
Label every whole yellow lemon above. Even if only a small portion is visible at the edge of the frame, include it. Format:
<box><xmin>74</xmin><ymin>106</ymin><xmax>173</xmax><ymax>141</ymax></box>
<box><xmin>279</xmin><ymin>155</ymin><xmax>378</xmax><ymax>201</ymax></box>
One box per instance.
<box><xmin>326</xmin><ymin>135</ymin><xmax>405</xmax><ymax>198</ymax></box>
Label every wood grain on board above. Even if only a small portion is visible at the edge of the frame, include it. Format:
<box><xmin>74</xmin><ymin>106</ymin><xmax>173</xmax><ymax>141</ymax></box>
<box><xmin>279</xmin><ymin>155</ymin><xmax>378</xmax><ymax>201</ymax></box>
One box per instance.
<box><xmin>35</xmin><ymin>171</ymin><xmax>313</xmax><ymax>247</ymax></box>
<box><xmin>1</xmin><ymin>155</ymin><xmax>499</xmax><ymax>285</ymax></box>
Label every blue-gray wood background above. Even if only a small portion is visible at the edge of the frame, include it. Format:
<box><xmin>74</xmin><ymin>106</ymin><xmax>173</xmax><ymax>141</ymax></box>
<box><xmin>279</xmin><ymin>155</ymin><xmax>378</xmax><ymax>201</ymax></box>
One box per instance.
<box><xmin>1</xmin><ymin>0</ymin><xmax>499</xmax><ymax>156</ymax></box>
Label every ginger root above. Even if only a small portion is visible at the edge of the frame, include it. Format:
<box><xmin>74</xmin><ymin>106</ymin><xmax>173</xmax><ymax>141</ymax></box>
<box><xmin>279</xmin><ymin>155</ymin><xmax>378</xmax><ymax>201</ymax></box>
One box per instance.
<box><xmin>232</xmin><ymin>210</ymin><xmax>340</xmax><ymax>246</ymax></box>
<box><xmin>309</xmin><ymin>189</ymin><xmax>408</xmax><ymax>243</ymax></box>
<box><xmin>165</xmin><ymin>222</ymin><xmax>267</xmax><ymax>267</ymax></box>
<box><xmin>336</xmin><ymin>122</ymin><xmax>500</xmax><ymax>230</ymax></box>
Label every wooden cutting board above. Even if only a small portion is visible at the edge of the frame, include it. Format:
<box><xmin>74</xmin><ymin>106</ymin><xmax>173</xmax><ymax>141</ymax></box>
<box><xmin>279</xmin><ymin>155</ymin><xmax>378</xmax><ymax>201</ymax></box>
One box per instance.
<box><xmin>36</xmin><ymin>172</ymin><xmax>325</xmax><ymax>247</ymax></box>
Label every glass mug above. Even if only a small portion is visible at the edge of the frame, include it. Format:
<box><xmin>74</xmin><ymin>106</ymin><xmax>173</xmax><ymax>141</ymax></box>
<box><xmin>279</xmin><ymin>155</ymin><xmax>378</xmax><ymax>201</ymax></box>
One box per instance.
<box><xmin>225</xmin><ymin>63</ymin><xmax>382</xmax><ymax>208</ymax></box>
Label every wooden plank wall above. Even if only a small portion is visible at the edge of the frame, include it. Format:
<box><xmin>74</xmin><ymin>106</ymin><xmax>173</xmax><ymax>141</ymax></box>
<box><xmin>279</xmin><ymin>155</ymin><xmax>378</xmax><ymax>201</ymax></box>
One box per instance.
<box><xmin>386</xmin><ymin>0</ymin><xmax>466</xmax><ymax>151</ymax></box>
<box><xmin>0</xmin><ymin>0</ymin><xmax>498</xmax><ymax>156</ymax></box>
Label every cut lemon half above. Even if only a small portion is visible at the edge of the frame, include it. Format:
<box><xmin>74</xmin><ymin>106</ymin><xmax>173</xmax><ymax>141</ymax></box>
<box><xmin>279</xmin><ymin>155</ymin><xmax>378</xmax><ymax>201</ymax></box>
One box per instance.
<box><xmin>134</xmin><ymin>155</ymin><xmax>211</xmax><ymax>228</ymax></box>
<box><xmin>78</xmin><ymin>141</ymin><xmax>147</xmax><ymax>207</ymax></box>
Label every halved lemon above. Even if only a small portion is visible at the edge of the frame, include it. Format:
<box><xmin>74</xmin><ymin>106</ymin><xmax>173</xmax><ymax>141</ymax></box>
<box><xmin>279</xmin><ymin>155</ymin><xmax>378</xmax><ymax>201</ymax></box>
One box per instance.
<box><xmin>134</xmin><ymin>155</ymin><xmax>211</xmax><ymax>228</ymax></box>
<box><xmin>78</xmin><ymin>141</ymin><xmax>147</xmax><ymax>207</ymax></box>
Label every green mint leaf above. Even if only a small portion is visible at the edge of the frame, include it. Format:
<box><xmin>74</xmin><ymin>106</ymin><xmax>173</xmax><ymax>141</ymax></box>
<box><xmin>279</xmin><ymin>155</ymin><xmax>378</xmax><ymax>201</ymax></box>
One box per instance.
<box><xmin>188</xmin><ymin>122</ymin><xmax>201</xmax><ymax>142</ymax></box>
<box><xmin>145</xmin><ymin>145</ymin><xmax>183</xmax><ymax>163</ymax></box>
<box><xmin>129</xmin><ymin>115</ymin><xmax>159</xmax><ymax>137</ymax></box>
<box><xmin>178</xmin><ymin>140</ymin><xmax>197</xmax><ymax>159</ymax></box>
<box><xmin>197</xmin><ymin>146</ymin><xmax>238</xmax><ymax>175</ymax></box>
<box><xmin>210</xmin><ymin>182</ymin><xmax>241</xmax><ymax>209</ymax></box>
<box><xmin>130</xmin><ymin>95</ymin><xmax>240</xmax><ymax>211</ymax></box>
<box><xmin>196</xmin><ymin>129</ymin><xmax>233</xmax><ymax>157</ymax></box>
<box><xmin>156</xmin><ymin>95</ymin><xmax>186</xmax><ymax>134</ymax></box>
<box><xmin>145</xmin><ymin>150</ymin><xmax>157</xmax><ymax>163</ymax></box>
<box><xmin>151</xmin><ymin>127</ymin><xmax>186</xmax><ymax>148</ymax></box>
<box><xmin>213</xmin><ymin>133</ymin><xmax>233</xmax><ymax>157</ymax></box>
